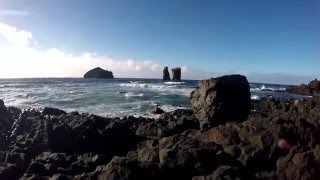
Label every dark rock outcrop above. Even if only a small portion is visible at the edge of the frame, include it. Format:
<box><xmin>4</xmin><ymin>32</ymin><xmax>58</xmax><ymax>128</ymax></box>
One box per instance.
<box><xmin>309</xmin><ymin>78</ymin><xmax>320</xmax><ymax>93</ymax></box>
<box><xmin>190</xmin><ymin>74</ymin><xmax>251</xmax><ymax>129</ymax></box>
<box><xmin>287</xmin><ymin>84</ymin><xmax>311</xmax><ymax>95</ymax></box>
<box><xmin>163</xmin><ymin>66</ymin><xmax>171</xmax><ymax>81</ymax></box>
<box><xmin>286</xmin><ymin>78</ymin><xmax>320</xmax><ymax>96</ymax></box>
<box><xmin>172</xmin><ymin>68</ymin><xmax>181</xmax><ymax>81</ymax></box>
<box><xmin>84</xmin><ymin>67</ymin><xmax>114</xmax><ymax>79</ymax></box>
<box><xmin>2</xmin><ymin>74</ymin><xmax>320</xmax><ymax>179</ymax></box>
<box><xmin>151</xmin><ymin>107</ymin><xmax>165</xmax><ymax>114</ymax></box>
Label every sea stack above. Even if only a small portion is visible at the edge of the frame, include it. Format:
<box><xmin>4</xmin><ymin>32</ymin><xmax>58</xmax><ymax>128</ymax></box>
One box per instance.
<box><xmin>163</xmin><ymin>66</ymin><xmax>171</xmax><ymax>81</ymax></box>
<box><xmin>84</xmin><ymin>67</ymin><xmax>114</xmax><ymax>79</ymax></box>
<box><xmin>172</xmin><ymin>68</ymin><xmax>181</xmax><ymax>81</ymax></box>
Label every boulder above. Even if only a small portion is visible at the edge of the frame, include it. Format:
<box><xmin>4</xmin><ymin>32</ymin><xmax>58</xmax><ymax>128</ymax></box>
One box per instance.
<box><xmin>286</xmin><ymin>78</ymin><xmax>320</xmax><ymax>96</ymax></box>
<box><xmin>190</xmin><ymin>75</ymin><xmax>251</xmax><ymax>129</ymax></box>
<box><xmin>172</xmin><ymin>68</ymin><xmax>181</xmax><ymax>81</ymax></box>
<box><xmin>84</xmin><ymin>67</ymin><xmax>114</xmax><ymax>79</ymax></box>
<box><xmin>90</xmin><ymin>156</ymin><xmax>158</xmax><ymax>180</ymax></box>
<box><xmin>163</xmin><ymin>66</ymin><xmax>171</xmax><ymax>81</ymax></box>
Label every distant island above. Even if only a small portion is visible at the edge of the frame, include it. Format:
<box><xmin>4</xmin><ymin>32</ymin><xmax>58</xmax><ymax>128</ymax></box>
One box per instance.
<box><xmin>84</xmin><ymin>67</ymin><xmax>114</xmax><ymax>79</ymax></box>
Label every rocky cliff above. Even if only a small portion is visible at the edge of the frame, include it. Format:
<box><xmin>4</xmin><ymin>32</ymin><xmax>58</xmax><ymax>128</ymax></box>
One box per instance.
<box><xmin>84</xmin><ymin>67</ymin><xmax>114</xmax><ymax>79</ymax></box>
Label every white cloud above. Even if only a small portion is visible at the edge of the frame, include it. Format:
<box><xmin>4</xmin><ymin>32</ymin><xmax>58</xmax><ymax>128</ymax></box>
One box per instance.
<box><xmin>0</xmin><ymin>23</ymin><xmax>32</xmax><ymax>47</ymax></box>
<box><xmin>0</xmin><ymin>10</ymin><xmax>29</xmax><ymax>16</ymax></box>
<box><xmin>0</xmin><ymin>22</ymin><xmax>190</xmax><ymax>78</ymax></box>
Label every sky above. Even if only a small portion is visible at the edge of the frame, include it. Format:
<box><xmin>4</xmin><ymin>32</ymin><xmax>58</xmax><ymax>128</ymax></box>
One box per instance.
<box><xmin>0</xmin><ymin>0</ymin><xmax>319</xmax><ymax>84</ymax></box>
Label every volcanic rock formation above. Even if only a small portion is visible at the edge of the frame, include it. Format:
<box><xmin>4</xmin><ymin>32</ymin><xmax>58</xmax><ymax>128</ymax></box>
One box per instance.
<box><xmin>190</xmin><ymin>74</ymin><xmax>251</xmax><ymax>129</ymax></box>
<box><xmin>84</xmin><ymin>67</ymin><xmax>114</xmax><ymax>79</ymax></box>
<box><xmin>1</xmin><ymin>74</ymin><xmax>320</xmax><ymax>179</ymax></box>
<box><xmin>162</xmin><ymin>66</ymin><xmax>170</xmax><ymax>81</ymax></box>
<box><xmin>172</xmin><ymin>68</ymin><xmax>181</xmax><ymax>81</ymax></box>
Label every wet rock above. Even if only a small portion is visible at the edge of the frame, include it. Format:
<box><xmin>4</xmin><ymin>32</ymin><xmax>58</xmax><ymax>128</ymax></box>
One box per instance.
<box><xmin>0</xmin><ymin>99</ymin><xmax>12</xmax><ymax>147</ymax></box>
<box><xmin>1</xmin><ymin>164</ymin><xmax>21</xmax><ymax>180</ymax></box>
<box><xmin>151</xmin><ymin>107</ymin><xmax>165</xmax><ymax>114</ymax></box>
<box><xmin>42</xmin><ymin>107</ymin><xmax>66</xmax><ymax>116</ymax></box>
<box><xmin>158</xmin><ymin>134</ymin><xmax>236</xmax><ymax>178</ymax></box>
<box><xmin>190</xmin><ymin>75</ymin><xmax>251</xmax><ymax>129</ymax></box>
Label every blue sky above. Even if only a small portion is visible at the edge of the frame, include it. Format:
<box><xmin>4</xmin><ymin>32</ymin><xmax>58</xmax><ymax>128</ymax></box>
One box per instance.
<box><xmin>0</xmin><ymin>0</ymin><xmax>319</xmax><ymax>84</ymax></box>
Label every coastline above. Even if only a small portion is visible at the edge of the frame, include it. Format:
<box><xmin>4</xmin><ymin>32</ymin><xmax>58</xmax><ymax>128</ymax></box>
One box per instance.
<box><xmin>1</xmin><ymin>93</ymin><xmax>320</xmax><ymax>179</ymax></box>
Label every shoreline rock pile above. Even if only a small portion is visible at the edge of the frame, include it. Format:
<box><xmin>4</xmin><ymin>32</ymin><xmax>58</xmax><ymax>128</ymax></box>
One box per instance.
<box><xmin>1</xmin><ymin>75</ymin><xmax>320</xmax><ymax>179</ymax></box>
<box><xmin>286</xmin><ymin>78</ymin><xmax>320</xmax><ymax>96</ymax></box>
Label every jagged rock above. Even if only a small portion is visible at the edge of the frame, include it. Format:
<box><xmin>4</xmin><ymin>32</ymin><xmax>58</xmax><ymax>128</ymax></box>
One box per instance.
<box><xmin>163</xmin><ymin>66</ymin><xmax>171</xmax><ymax>81</ymax></box>
<box><xmin>286</xmin><ymin>84</ymin><xmax>311</xmax><ymax>96</ymax></box>
<box><xmin>276</xmin><ymin>145</ymin><xmax>320</xmax><ymax>180</ymax></box>
<box><xmin>192</xmin><ymin>166</ymin><xmax>248</xmax><ymax>180</ymax></box>
<box><xmin>42</xmin><ymin>107</ymin><xmax>66</xmax><ymax>116</ymax></box>
<box><xmin>190</xmin><ymin>75</ymin><xmax>251</xmax><ymax>129</ymax></box>
<box><xmin>83</xmin><ymin>67</ymin><xmax>114</xmax><ymax>79</ymax></box>
<box><xmin>172</xmin><ymin>68</ymin><xmax>181</xmax><ymax>81</ymax></box>
<box><xmin>0</xmin><ymin>99</ymin><xmax>12</xmax><ymax>148</ymax></box>
<box><xmin>151</xmin><ymin>107</ymin><xmax>165</xmax><ymax>114</ymax></box>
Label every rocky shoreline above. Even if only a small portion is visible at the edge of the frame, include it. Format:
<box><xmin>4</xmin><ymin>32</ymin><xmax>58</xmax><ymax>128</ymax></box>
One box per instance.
<box><xmin>1</xmin><ymin>75</ymin><xmax>320</xmax><ymax>180</ymax></box>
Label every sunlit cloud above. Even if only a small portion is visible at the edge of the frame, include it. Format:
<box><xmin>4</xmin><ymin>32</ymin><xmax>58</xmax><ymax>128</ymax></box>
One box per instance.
<box><xmin>0</xmin><ymin>22</ymin><xmax>314</xmax><ymax>84</ymax></box>
<box><xmin>0</xmin><ymin>22</ymin><xmax>183</xmax><ymax>78</ymax></box>
<box><xmin>0</xmin><ymin>10</ymin><xmax>29</xmax><ymax>16</ymax></box>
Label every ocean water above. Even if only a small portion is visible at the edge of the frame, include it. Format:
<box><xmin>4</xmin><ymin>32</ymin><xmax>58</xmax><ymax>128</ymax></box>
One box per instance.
<box><xmin>0</xmin><ymin>78</ymin><xmax>309</xmax><ymax>118</ymax></box>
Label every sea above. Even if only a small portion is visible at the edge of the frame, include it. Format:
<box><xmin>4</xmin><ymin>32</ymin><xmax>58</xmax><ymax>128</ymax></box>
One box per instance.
<box><xmin>0</xmin><ymin>78</ymin><xmax>310</xmax><ymax>118</ymax></box>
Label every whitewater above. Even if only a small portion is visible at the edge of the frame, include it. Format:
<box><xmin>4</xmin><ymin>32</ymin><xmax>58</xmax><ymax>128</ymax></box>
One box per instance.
<box><xmin>0</xmin><ymin>78</ymin><xmax>309</xmax><ymax>118</ymax></box>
